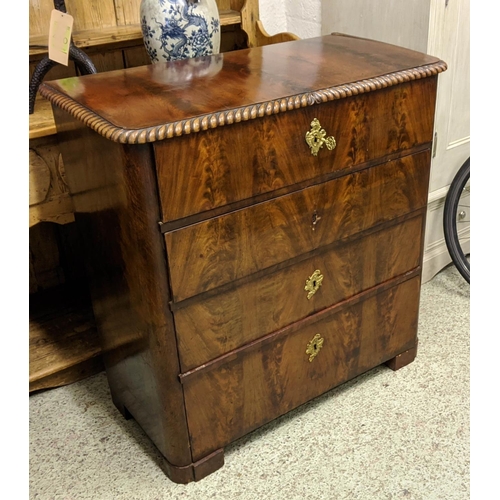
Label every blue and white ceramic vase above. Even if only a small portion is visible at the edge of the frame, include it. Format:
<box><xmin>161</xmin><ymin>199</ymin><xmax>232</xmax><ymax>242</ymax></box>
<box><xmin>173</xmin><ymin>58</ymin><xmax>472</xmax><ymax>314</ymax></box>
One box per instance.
<box><xmin>140</xmin><ymin>0</ymin><xmax>221</xmax><ymax>63</ymax></box>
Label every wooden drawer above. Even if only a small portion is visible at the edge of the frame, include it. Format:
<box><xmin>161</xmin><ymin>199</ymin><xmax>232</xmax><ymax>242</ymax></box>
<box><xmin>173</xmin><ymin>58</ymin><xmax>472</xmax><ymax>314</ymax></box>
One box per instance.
<box><xmin>174</xmin><ymin>214</ymin><xmax>424</xmax><ymax>371</ymax></box>
<box><xmin>155</xmin><ymin>78</ymin><xmax>436</xmax><ymax>223</ymax></box>
<box><xmin>165</xmin><ymin>150</ymin><xmax>430</xmax><ymax>302</ymax></box>
<box><xmin>182</xmin><ymin>276</ymin><xmax>421</xmax><ymax>461</ymax></box>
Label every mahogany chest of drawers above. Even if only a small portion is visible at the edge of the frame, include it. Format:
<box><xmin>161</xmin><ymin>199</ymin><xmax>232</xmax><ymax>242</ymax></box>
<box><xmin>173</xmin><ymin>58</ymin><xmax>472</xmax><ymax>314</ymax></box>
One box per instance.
<box><xmin>40</xmin><ymin>34</ymin><xmax>446</xmax><ymax>483</ymax></box>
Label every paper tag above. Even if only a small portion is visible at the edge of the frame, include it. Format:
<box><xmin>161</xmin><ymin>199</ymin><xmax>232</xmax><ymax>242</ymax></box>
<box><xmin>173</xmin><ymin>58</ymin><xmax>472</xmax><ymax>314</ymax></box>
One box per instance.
<box><xmin>48</xmin><ymin>10</ymin><xmax>74</xmax><ymax>66</ymax></box>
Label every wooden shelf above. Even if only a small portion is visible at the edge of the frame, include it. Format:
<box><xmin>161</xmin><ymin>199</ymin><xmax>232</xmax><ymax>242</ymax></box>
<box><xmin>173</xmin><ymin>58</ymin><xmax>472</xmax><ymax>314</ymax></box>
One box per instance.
<box><xmin>30</xmin><ymin>97</ymin><xmax>56</xmax><ymax>140</ymax></box>
<box><xmin>29</xmin><ymin>10</ymin><xmax>242</xmax><ymax>60</ymax></box>
<box><xmin>29</xmin><ymin>284</ymin><xmax>103</xmax><ymax>393</ymax></box>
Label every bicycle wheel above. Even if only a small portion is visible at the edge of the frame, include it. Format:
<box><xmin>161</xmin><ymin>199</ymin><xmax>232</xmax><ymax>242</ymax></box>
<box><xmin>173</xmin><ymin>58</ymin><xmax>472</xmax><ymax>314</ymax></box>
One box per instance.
<box><xmin>443</xmin><ymin>157</ymin><xmax>470</xmax><ymax>283</ymax></box>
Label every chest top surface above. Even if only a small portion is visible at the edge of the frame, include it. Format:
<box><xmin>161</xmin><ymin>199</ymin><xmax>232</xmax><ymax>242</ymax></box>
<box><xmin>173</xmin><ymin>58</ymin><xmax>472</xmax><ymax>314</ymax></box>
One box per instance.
<box><xmin>39</xmin><ymin>33</ymin><xmax>446</xmax><ymax>144</ymax></box>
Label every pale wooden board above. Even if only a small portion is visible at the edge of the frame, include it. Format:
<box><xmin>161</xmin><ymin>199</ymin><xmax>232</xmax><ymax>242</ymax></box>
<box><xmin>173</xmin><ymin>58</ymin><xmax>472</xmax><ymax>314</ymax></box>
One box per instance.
<box><xmin>67</xmin><ymin>0</ymin><xmax>118</xmax><ymax>31</ymax></box>
<box><xmin>29</xmin><ymin>98</ymin><xmax>56</xmax><ymax>139</ymax></box>
<box><xmin>29</xmin><ymin>134</ymin><xmax>75</xmax><ymax>226</ymax></box>
<box><xmin>30</xmin><ymin>12</ymin><xmax>242</xmax><ymax>60</ymax></box>
<box><xmin>114</xmin><ymin>0</ymin><xmax>142</xmax><ymax>25</ymax></box>
<box><xmin>29</xmin><ymin>0</ymin><xmax>58</xmax><ymax>37</ymax></box>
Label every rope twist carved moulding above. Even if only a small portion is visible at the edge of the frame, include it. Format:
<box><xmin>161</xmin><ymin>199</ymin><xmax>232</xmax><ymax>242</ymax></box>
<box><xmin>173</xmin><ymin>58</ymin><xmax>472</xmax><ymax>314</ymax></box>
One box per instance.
<box><xmin>39</xmin><ymin>61</ymin><xmax>447</xmax><ymax>145</ymax></box>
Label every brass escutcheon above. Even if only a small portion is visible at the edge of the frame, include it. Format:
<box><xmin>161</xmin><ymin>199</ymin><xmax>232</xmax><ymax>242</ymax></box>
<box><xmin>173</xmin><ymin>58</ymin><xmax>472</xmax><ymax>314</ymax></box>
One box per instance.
<box><xmin>305</xmin><ymin>269</ymin><xmax>324</xmax><ymax>300</ymax></box>
<box><xmin>305</xmin><ymin>118</ymin><xmax>336</xmax><ymax>156</ymax></box>
<box><xmin>306</xmin><ymin>333</ymin><xmax>324</xmax><ymax>362</ymax></box>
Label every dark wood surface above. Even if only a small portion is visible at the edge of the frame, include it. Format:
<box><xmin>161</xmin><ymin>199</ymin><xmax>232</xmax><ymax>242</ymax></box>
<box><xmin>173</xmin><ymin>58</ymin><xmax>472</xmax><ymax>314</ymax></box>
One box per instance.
<box><xmin>43</xmin><ymin>34</ymin><xmax>445</xmax><ymax>483</ymax></box>
<box><xmin>166</xmin><ymin>151</ymin><xmax>430</xmax><ymax>302</ymax></box>
<box><xmin>40</xmin><ymin>34</ymin><xmax>441</xmax><ymax>131</ymax></box>
<box><xmin>39</xmin><ymin>34</ymin><xmax>445</xmax><ymax>146</ymax></box>
<box><xmin>155</xmin><ymin>78</ymin><xmax>437</xmax><ymax>222</ymax></box>
<box><xmin>183</xmin><ymin>277</ymin><xmax>420</xmax><ymax>461</ymax></box>
<box><xmin>53</xmin><ymin>109</ymin><xmax>193</xmax><ymax>469</ymax></box>
<box><xmin>174</xmin><ymin>214</ymin><xmax>424</xmax><ymax>371</ymax></box>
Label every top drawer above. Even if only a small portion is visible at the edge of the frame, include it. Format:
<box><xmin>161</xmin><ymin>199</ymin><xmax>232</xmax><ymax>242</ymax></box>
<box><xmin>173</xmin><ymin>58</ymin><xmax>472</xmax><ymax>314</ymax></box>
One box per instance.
<box><xmin>154</xmin><ymin>78</ymin><xmax>437</xmax><ymax>223</ymax></box>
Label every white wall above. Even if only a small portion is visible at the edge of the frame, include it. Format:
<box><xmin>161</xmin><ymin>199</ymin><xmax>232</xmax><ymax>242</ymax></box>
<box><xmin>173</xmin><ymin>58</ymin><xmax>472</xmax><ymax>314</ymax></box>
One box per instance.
<box><xmin>321</xmin><ymin>0</ymin><xmax>431</xmax><ymax>52</ymax></box>
<box><xmin>259</xmin><ymin>0</ymin><xmax>321</xmax><ymax>39</ymax></box>
<box><xmin>285</xmin><ymin>0</ymin><xmax>322</xmax><ymax>38</ymax></box>
<box><xmin>259</xmin><ymin>0</ymin><xmax>287</xmax><ymax>36</ymax></box>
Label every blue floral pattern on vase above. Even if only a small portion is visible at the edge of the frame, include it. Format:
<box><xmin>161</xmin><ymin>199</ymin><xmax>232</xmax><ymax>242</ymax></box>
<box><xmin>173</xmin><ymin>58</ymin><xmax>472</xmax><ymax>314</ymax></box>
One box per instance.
<box><xmin>140</xmin><ymin>0</ymin><xmax>220</xmax><ymax>63</ymax></box>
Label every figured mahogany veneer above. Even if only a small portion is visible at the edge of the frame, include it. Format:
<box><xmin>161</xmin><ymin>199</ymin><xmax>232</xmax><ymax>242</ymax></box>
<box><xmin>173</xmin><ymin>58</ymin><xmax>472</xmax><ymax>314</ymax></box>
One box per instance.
<box><xmin>40</xmin><ymin>34</ymin><xmax>446</xmax><ymax>483</ymax></box>
<box><xmin>174</xmin><ymin>214</ymin><xmax>424</xmax><ymax>372</ymax></box>
<box><xmin>183</xmin><ymin>277</ymin><xmax>421</xmax><ymax>461</ymax></box>
<box><xmin>155</xmin><ymin>78</ymin><xmax>436</xmax><ymax>223</ymax></box>
<box><xmin>166</xmin><ymin>151</ymin><xmax>430</xmax><ymax>302</ymax></box>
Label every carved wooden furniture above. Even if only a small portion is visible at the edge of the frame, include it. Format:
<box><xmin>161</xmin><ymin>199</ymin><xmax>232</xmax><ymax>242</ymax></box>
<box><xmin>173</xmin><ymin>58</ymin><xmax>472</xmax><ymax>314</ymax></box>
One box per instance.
<box><xmin>39</xmin><ymin>33</ymin><xmax>446</xmax><ymax>481</ymax></box>
<box><xmin>29</xmin><ymin>0</ymin><xmax>298</xmax><ymax>392</ymax></box>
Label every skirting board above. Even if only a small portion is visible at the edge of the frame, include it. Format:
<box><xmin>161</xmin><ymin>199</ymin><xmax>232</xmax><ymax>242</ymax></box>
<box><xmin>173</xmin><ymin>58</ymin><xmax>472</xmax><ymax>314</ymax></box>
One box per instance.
<box><xmin>422</xmin><ymin>187</ymin><xmax>470</xmax><ymax>284</ymax></box>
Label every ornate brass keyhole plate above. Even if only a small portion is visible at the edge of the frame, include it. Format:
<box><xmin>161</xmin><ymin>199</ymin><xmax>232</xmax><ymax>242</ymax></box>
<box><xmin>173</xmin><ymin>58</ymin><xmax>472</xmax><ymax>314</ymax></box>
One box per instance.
<box><xmin>306</xmin><ymin>333</ymin><xmax>324</xmax><ymax>362</ymax></box>
<box><xmin>305</xmin><ymin>118</ymin><xmax>336</xmax><ymax>156</ymax></box>
<box><xmin>305</xmin><ymin>269</ymin><xmax>324</xmax><ymax>300</ymax></box>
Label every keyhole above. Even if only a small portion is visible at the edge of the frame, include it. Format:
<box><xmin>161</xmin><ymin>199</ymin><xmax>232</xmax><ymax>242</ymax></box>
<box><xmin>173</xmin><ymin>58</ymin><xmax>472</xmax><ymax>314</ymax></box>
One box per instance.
<box><xmin>312</xmin><ymin>211</ymin><xmax>321</xmax><ymax>230</ymax></box>
<box><xmin>312</xmin><ymin>280</ymin><xmax>317</xmax><ymax>288</ymax></box>
<box><xmin>313</xmin><ymin>343</ymin><xmax>318</xmax><ymax>351</ymax></box>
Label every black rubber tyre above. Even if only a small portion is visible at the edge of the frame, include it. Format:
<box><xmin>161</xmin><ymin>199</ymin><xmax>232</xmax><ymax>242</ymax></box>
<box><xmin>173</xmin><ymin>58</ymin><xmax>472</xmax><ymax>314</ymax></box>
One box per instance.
<box><xmin>443</xmin><ymin>157</ymin><xmax>470</xmax><ymax>283</ymax></box>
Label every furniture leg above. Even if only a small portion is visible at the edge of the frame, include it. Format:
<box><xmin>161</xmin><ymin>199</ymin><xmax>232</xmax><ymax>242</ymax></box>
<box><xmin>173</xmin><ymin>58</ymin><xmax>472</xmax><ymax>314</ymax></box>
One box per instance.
<box><xmin>385</xmin><ymin>340</ymin><xmax>418</xmax><ymax>371</ymax></box>
<box><xmin>159</xmin><ymin>448</ymin><xmax>225</xmax><ymax>484</ymax></box>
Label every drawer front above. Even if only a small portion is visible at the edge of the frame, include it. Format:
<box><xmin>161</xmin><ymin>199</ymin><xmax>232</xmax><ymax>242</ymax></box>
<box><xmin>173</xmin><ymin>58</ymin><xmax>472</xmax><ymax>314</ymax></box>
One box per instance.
<box><xmin>165</xmin><ymin>150</ymin><xmax>430</xmax><ymax>302</ymax></box>
<box><xmin>183</xmin><ymin>277</ymin><xmax>421</xmax><ymax>461</ymax></box>
<box><xmin>174</xmin><ymin>214</ymin><xmax>424</xmax><ymax>371</ymax></box>
<box><xmin>155</xmin><ymin>78</ymin><xmax>437</xmax><ymax>222</ymax></box>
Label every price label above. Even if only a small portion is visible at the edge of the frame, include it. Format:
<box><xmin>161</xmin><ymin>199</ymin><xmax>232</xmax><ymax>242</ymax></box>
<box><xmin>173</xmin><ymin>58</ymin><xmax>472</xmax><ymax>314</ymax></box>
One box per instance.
<box><xmin>48</xmin><ymin>9</ymin><xmax>74</xmax><ymax>66</ymax></box>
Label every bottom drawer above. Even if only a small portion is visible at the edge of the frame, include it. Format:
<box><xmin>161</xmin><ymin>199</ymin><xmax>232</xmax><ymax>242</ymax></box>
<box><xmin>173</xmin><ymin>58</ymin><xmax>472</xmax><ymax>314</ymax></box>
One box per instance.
<box><xmin>182</xmin><ymin>276</ymin><xmax>421</xmax><ymax>461</ymax></box>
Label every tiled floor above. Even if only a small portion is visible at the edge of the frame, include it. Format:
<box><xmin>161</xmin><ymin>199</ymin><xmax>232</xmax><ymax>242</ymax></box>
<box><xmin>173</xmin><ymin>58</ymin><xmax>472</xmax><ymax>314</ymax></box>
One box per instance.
<box><xmin>29</xmin><ymin>264</ymin><xmax>470</xmax><ymax>500</ymax></box>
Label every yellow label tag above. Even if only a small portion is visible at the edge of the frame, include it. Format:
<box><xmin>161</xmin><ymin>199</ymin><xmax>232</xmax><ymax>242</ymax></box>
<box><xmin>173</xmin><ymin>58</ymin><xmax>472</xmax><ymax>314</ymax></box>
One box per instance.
<box><xmin>48</xmin><ymin>10</ymin><xmax>74</xmax><ymax>66</ymax></box>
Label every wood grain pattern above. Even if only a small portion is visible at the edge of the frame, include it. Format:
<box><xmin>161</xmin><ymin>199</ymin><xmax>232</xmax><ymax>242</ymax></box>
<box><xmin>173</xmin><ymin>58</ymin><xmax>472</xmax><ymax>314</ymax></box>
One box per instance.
<box><xmin>28</xmin><ymin>0</ymin><xmax>265</xmax><ymax>66</ymax></box>
<box><xmin>217</xmin><ymin>0</ymin><xmax>245</xmax><ymax>11</ymax></box>
<box><xmin>166</xmin><ymin>151</ymin><xmax>431</xmax><ymax>302</ymax></box>
<box><xmin>29</xmin><ymin>223</ymin><xmax>65</xmax><ymax>292</ymax></box>
<box><xmin>43</xmin><ymin>33</ymin><xmax>444</xmax><ymax>483</ymax></box>
<box><xmin>29</xmin><ymin>0</ymin><xmax>59</xmax><ymax>37</ymax></box>
<box><xmin>53</xmin><ymin>108</ymin><xmax>192</xmax><ymax>468</ymax></box>
<box><xmin>183</xmin><ymin>277</ymin><xmax>420</xmax><ymax>461</ymax></box>
<box><xmin>155</xmin><ymin>78</ymin><xmax>436</xmax><ymax>222</ymax></box>
<box><xmin>113</xmin><ymin>0</ymin><xmax>142</xmax><ymax>25</ymax></box>
<box><xmin>252</xmin><ymin>20</ymin><xmax>300</xmax><ymax>47</ymax></box>
<box><xmin>29</xmin><ymin>135</ymin><xmax>75</xmax><ymax>227</ymax></box>
<box><xmin>29</xmin><ymin>98</ymin><xmax>57</xmax><ymax>139</ymax></box>
<box><xmin>29</xmin><ymin>149</ymin><xmax>51</xmax><ymax>205</ymax></box>
<box><xmin>67</xmin><ymin>0</ymin><xmax>118</xmax><ymax>31</ymax></box>
<box><xmin>174</xmin><ymin>214</ymin><xmax>424</xmax><ymax>371</ymax></box>
<box><xmin>27</xmin><ymin>0</ymin><xmax>265</xmax><ymax>411</ymax></box>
